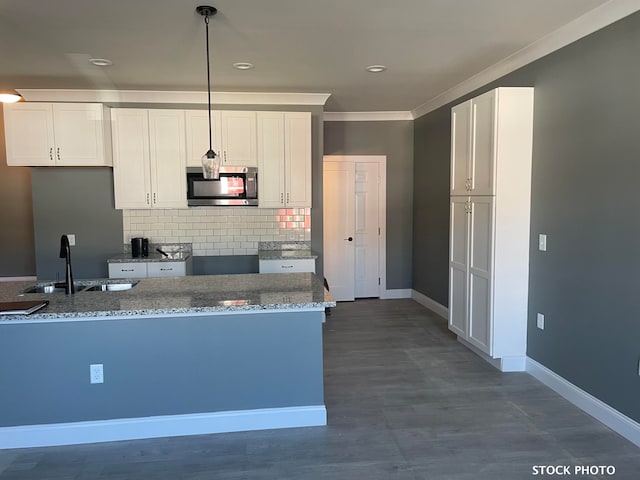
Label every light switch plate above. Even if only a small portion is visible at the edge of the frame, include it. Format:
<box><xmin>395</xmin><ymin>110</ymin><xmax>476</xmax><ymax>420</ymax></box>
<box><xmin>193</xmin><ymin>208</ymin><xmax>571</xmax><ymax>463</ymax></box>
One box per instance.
<box><xmin>536</xmin><ymin>313</ymin><xmax>545</xmax><ymax>330</ymax></box>
<box><xmin>538</xmin><ymin>234</ymin><xmax>547</xmax><ymax>251</ymax></box>
<box><xmin>67</xmin><ymin>234</ymin><xmax>76</xmax><ymax>246</ymax></box>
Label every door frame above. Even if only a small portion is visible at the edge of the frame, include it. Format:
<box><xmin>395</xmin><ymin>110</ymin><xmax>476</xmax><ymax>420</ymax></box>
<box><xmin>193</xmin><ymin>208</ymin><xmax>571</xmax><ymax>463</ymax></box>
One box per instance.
<box><xmin>323</xmin><ymin>155</ymin><xmax>387</xmax><ymax>297</ymax></box>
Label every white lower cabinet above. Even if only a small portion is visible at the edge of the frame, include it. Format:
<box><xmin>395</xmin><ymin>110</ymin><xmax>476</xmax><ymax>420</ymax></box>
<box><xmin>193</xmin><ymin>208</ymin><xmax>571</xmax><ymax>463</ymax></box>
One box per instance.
<box><xmin>112</xmin><ymin>109</ymin><xmax>186</xmax><ymax>209</ymax></box>
<box><xmin>109</xmin><ymin>259</ymin><xmax>192</xmax><ymax>279</ymax></box>
<box><xmin>147</xmin><ymin>261</ymin><xmax>189</xmax><ymax>278</ymax></box>
<box><xmin>448</xmin><ymin>87</ymin><xmax>534</xmax><ymax>368</ymax></box>
<box><xmin>108</xmin><ymin>263</ymin><xmax>147</xmax><ymax>279</ymax></box>
<box><xmin>259</xmin><ymin>258</ymin><xmax>316</xmax><ymax>274</ymax></box>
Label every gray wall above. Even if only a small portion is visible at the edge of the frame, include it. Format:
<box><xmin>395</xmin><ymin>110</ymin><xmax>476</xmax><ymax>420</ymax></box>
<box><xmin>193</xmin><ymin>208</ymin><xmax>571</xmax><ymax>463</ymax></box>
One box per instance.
<box><xmin>31</xmin><ymin>168</ymin><xmax>123</xmax><ymax>280</ymax></box>
<box><xmin>324</xmin><ymin>120</ymin><xmax>414</xmax><ymax>290</ymax></box>
<box><xmin>0</xmin><ymin>311</ymin><xmax>324</xmax><ymax>426</ymax></box>
<box><xmin>412</xmin><ymin>11</ymin><xmax>640</xmax><ymax>422</ymax></box>
<box><xmin>0</xmin><ymin>104</ymin><xmax>36</xmax><ymax>277</ymax></box>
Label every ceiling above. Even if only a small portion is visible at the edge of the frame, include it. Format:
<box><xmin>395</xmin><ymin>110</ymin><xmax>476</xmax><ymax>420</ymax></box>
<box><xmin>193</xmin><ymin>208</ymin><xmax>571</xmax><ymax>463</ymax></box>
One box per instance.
<box><xmin>0</xmin><ymin>0</ymin><xmax>628</xmax><ymax>113</ymax></box>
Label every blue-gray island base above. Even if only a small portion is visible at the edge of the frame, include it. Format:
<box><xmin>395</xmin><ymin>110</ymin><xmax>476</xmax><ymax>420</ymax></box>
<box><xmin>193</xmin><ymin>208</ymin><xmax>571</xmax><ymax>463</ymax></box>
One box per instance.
<box><xmin>0</xmin><ymin>273</ymin><xmax>335</xmax><ymax>449</ymax></box>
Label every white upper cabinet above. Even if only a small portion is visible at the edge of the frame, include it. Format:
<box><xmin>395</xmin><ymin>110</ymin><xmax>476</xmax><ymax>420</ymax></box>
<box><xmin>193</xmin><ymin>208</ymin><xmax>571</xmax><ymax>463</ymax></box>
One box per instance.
<box><xmin>3</xmin><ymin>103</ymin><xmax>111</xmax><ymax>166</ymax></box>
<box><xmin>185</xmin><ymin>110</ymin><xmax>256</xmax><ymax>167</ymax></box>
<box><xmin>257</xmin><ymin>111</ymin><xmax>312</xmax><ymax>208</ymax></box>
<box><xmin>112</xmin><ymin>109</ymin><xmax>186</xmax><ymax>209</ymax></box>
<box><xmin>450</xmin><ymin>90</ymin><xmax>496</xmax><ymax>196</ymax></box>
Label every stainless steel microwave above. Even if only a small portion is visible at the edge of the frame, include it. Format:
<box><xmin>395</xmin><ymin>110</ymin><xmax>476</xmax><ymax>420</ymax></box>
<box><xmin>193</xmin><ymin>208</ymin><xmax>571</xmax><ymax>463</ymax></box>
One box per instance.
<box><xmin>186</xmin><ymin>166</ymin><xmax>258</xmax><ymax>206</ymax></box>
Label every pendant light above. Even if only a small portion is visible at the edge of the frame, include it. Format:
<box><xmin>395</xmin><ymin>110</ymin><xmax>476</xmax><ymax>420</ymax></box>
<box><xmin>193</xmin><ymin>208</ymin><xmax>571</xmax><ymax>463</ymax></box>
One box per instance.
<box><xmin>196</xmin><ymin>5</ymin><xmax>220</xmax><ymax>180</ymax></box>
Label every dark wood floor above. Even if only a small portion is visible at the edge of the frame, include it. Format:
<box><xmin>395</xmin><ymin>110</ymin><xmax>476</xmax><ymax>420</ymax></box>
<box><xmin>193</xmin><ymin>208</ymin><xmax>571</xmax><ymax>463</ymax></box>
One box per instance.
<box><xmin>1</xmin><ymin>299</ymin><xmax>638</xmax><ymax>479</ymax></box>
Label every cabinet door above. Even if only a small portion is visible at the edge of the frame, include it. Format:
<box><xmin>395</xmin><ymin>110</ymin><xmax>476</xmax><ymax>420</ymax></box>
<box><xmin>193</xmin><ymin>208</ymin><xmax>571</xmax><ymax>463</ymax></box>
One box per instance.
<box><xmin>259</xmin><ymin>258</ymin><xmax>315</xmax><ymax>274</ymax></box>
<box><xmin>108</xmin><ymin>262</ymin><xmax>147</xmax><ymax>279</ymax></box>
<box><xmin>148</xmin><ymin>110</ymin><xmax>187</xmax><ymax>208</ymax></box>
<box><xmin>467</xmin><ymin>196</ymin><xmax>494</xmax><ymax>354</ymax></box>
<box><xmin>147</xmin><ymin>261</ymin><xmax>187</xmax><ymax>277</ymax></box>
<box><xmin>185</xmin><ymin>110</ymin><xmax>222</xmax><ymax>167</ymax></box>
<box><xmin>3</xmin><ymin>103</ymin><xmax>55</xmax><ymax>166</ymax></box>
<box><xmin>284</xmin><ymin>112</ymin><xmax>312</xmax><ymax>207</ymax></box>
<box><xmin>450</xmin><ymin>101</ymin><xmax>471</xmax><ymax>196</ymax></box>
<box><xmin>112</xmin><ymin>109</ymin><xmax>152</xmax><ymax>209</ymax></box>
<box><xmin>53</xmin><ymin>104</ymin><xmax>107</xmax><ymax>166</ymax></box>
<box><xmin>220</xmin><ymin>111</ymin><xmax>257</xmax><ymax>166</ymax></box>
<box><xmin>448</xmin><ymin>197</ymin><xmax>469</xmax><ymax>337</ymax></box>
<box><xmin>257</xmin><ymin>112</ymin><xmax>286</xmax><ymax>208</ymax></box>
<box><xmin>470</xmin><ymin>91</ymin><xmax>496</xmax><ymax>195</ymax></box>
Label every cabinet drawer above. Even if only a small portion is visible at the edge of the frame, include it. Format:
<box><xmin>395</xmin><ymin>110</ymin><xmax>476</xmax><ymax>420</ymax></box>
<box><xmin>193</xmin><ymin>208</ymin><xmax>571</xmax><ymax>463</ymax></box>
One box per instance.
<box><xmin>259</xmin><ymin>258</ymin><xmax>315</xmax><ymax>274</ymax></box>
<box><xmin>108</xmin><ymin>262</ymin><xmax>147</xmax><ymax>278</ymax></box>
<box><xmin>147</xmin><ymin>262</ymin><xmax>187</xmax><ymax>278</ymax></box>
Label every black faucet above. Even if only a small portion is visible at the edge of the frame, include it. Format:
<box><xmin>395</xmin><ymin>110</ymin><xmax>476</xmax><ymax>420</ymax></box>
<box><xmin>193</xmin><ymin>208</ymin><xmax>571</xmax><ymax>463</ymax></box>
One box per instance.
<box><xmin>57</xmin><ymin>234</ymin><xmax>75</xmax><ymax>294</ymax></box>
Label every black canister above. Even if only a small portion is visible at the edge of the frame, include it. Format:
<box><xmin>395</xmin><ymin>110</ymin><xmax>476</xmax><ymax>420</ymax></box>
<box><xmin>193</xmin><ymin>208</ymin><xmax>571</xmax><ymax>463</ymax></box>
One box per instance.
<box><xmin>131</xmin><ymin>237</ymin><xmax>149</xmax><ymax>257</ymax></box>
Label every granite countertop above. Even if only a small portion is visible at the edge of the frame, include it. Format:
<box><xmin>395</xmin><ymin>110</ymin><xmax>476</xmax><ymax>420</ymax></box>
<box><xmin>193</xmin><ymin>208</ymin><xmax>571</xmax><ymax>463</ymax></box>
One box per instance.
<box><xmin>258</xmin><ymin>250</ymin><xmax>318</xmax><ymax>260</ymax></box>
<box><xmin>107</xmin><ymin>252</ymin><xmax>192</xmax><ymax>263</ymax></box>
<box><xmin>257</xmin><ymin>240</ymin><xmax>318</xmax><ymax>261</ymax></box>
<box><xmin>0</xmin><ymin>273</ymin><xmax>335</xmax><ymax>323</ymax></box>
<box><xmin>109</xmin><ymin>242</ymin><xmax>192</xmax><ymax>263</ymax></box>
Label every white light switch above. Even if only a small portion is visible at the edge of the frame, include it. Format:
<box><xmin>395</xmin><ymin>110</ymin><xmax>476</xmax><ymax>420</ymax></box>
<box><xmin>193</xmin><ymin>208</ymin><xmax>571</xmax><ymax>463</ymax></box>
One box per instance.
<box><xmin>538</xmin><ymin>234</ymin><xmax>547</xmax><ymax>251</ymax></box>
<box><xmin>536</xmin><ymin>313</ymin><xmax>545</xmax><ymax>330</ymax></box>
<box><xmin>67</xmin><ymin>234</ymin><xmax>76</xmax><ymax>246</ymax></box>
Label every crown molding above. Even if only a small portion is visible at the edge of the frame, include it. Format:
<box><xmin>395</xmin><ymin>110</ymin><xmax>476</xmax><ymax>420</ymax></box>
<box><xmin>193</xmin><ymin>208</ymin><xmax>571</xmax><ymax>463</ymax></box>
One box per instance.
<box><xmin>412</xmin><ymin>0</ymin><xmax>640</xmax><ymax>119</ymax></box>
<box><xmin>323</xmin><ymin>111</ymin><xmax>413</xmax><ymax>122</ymax></box>
<box><xmin>15</xmin><ymin>89</ymin><xmax>331</xmax><ymax>106</ymax></box>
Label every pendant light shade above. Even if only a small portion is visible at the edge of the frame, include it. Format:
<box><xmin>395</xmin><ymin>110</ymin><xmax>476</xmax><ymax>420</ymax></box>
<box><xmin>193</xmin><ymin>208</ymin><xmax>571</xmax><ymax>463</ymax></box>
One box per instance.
<box><xmin>196</xmin><ymin>5</ymin><xmax>220</xmax><ymax>179</ymax></box>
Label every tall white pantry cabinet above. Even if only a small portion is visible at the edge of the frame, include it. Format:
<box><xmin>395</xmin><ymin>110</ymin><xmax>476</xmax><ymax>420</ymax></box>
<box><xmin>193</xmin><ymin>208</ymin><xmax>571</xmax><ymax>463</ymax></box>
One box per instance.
<box><xmin>448</xmin><ymin>87</ymin><xmax>534</xmax><ymax>371</ymax></box>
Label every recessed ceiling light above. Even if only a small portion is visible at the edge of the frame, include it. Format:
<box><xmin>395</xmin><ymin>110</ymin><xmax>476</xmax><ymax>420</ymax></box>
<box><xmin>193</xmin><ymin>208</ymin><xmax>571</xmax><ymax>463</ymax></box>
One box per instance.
<box><xmin>89</xmin><ymin>58</ymin><xmax>113</xmax><ymax>67</ymax></box>
<box><xmin>366</xmin><ymin>65</ymin><xmax>387</xmax><ymax>73</ymax></box>
<box><xmin>0</xmin><ymin>93</ymin><xmax>22</xmax><ymax>103</ymax></box>
<box><xmin>233</xmin><ymin>62</ymin><xmax>254</xmax><ymax>70</ymax></box>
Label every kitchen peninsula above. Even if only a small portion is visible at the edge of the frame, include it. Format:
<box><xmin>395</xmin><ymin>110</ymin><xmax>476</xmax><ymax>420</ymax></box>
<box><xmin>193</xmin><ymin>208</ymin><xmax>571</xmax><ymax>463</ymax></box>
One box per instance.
<box><xmin>0</xmin><ymin>273</ymin><xmax>335</xmax><ymax>449</ymax></box>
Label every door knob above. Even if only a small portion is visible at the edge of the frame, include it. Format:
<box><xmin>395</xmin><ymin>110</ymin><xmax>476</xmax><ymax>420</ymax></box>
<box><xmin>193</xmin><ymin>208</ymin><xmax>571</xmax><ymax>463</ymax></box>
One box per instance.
<box><xmin>344</xmin><ymin>237</ymin><xmax>353</xmax><ymax>242</ymax></box>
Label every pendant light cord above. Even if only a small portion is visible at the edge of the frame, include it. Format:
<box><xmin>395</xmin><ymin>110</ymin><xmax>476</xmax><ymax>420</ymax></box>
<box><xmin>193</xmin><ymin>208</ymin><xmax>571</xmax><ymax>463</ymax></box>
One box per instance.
<box><xmin>205</xmin><ymin>14</ymin><xmax>213</xmax><ymax>153</ymax></box>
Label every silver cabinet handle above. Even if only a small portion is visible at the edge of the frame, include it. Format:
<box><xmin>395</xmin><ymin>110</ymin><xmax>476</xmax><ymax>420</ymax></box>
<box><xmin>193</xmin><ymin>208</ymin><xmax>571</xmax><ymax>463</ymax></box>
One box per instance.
<box><xmin>146</xmin><ymin>193</ymin><xmax>150</xmax><ymax>205</ymax></box>
<box><xmin>56</xmin><ymin>147</ymin><xmax>60</xmax><ymax>161</ymax></box>
<box><xmin>286</xmin><ymin>192</ymin><xmax>290</xmax><ymax>203</ymax></box>
<box><xmin>49</xmin><ymin>147</ymin><xmax>53</xmax><ymax>161</ymax></box>
<box><xmin>153</xmin><ymin>192</ymin><xmax>157</xmax><ymax>204</ymax></box>
<box><xmin>121</xmin><ymin>268</ymin><xmax>134</xmax><ymax>272</ymax></box>
<box><xmin>280</xmin><ymin>192</ymin><xmax>284</xmax><ymax>204</ymax></box>
<box><xmin>281</xmin><ymin>265</ymin><xmax>294</xmax><ymax>269</ymax></box>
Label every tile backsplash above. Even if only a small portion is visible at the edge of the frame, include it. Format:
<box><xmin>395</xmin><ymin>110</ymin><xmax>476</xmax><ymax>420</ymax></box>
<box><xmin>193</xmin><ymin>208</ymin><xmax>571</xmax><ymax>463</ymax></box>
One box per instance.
<box><xmin>122</xmin><ymin>207</ymin><xmax>311</xmax><ymax>256</ymax></box>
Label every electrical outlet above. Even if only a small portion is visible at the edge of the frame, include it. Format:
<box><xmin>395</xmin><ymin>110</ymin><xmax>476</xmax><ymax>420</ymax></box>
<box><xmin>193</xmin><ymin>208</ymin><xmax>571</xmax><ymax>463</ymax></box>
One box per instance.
<box><xmin>536</xmin><ymin>313</ymin><xmax>545</xmax><ymax>330</ymax></box>
<box><xmin>67</xmin><ymin>234</ymin><xmax>76</xmax><ymax>246</ymax></box>
<box><xmin>538</xmin><ymin>234</ymin><xmax>547</xmax><ymax>251</ymax></box>
<box><xmin>90</xmin><ymin>364</ymin><xmax>104</xmax><ymax>384</ymax></box>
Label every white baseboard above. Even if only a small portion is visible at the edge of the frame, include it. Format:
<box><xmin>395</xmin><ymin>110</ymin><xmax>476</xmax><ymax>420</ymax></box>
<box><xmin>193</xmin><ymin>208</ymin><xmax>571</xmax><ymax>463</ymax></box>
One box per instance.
<box><xmin>411</xmin><ymin>289</ymin><xmax>448</xmax><ymax>319</ymax></box>
<box><xmin>0</xmin><ymin>405</ymin><xmax>327</xmax><ymax>449</ymax></box>
<box><xmin>526</xmin><ymin>358</ymin><xmax>640</xmax><ymax>448</ymax></box>
<box><xmin>380</xmin><ymin>288</ymin><xmax>412</xmax><ymax>299</ymax></box>
<box><xmin>457</xmin><ymin>337</ymin><xmax>526</xmax><ymax>372</ymax></box>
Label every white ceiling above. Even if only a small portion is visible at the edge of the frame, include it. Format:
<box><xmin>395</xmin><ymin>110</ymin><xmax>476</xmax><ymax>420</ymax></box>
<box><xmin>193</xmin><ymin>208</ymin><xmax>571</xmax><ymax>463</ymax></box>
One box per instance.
<box><xmin>0</xmin><ymin>0</ymin><xmax>633</xmax><ymax>113</ymax></box>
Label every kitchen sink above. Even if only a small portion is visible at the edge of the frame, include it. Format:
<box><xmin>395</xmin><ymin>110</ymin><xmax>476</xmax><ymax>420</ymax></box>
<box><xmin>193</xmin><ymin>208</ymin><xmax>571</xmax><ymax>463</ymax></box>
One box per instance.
<box><xmin>21</xmin><ymin>280</ymin><xmax>139</xmax><ymax>294</ymax></box>
<box><xmin>22</xmin><ymin>283</ymin><xmax>87</xmax><ymax>294</ymax></box>
<box><xmin>84</xmin><ymin>281</ymin><xmax>138</xmax><ymax>292</ymax></box>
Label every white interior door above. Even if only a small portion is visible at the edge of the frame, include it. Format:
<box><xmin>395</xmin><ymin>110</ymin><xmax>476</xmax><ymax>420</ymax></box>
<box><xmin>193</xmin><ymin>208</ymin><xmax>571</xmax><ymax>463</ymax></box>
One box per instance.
<box><xmin>323</xmin><ymin>161</ymin><xmax>355</xmax><ymax>301</ymax></box>
<box><xmin>355</xmin><ymin>163</ymin><xmax>380</xmax><ymax>297</ymax></box>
